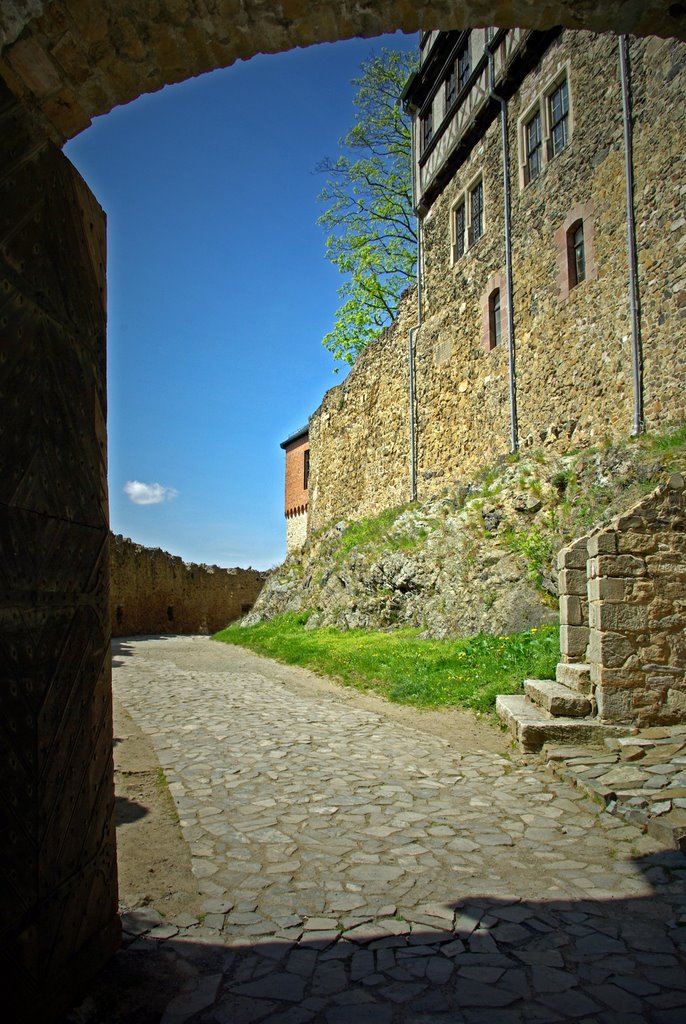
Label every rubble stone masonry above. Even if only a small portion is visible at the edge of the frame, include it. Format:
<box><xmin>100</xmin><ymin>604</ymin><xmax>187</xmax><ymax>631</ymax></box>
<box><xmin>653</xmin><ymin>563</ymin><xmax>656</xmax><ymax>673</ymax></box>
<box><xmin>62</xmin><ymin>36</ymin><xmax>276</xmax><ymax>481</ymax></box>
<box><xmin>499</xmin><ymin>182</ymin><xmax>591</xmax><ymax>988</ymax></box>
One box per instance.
<box><xmin>308</xmin><ymin>289</ymin><xmax>417</xmax><ymax>530</ymax></box>
<box><xmin>110</xmin><ymin>535</ymin><xmax>265</xmax><ymax>637</ymax></box>
<box><xmin>587</xmin><ymin>475</ymin><xmax>686</xmax><ymax>725</ymax></box>
<box><xmin>307</xmin><ymin>31</ymin><xmax>686</xmax><ymax>531</ymax></box>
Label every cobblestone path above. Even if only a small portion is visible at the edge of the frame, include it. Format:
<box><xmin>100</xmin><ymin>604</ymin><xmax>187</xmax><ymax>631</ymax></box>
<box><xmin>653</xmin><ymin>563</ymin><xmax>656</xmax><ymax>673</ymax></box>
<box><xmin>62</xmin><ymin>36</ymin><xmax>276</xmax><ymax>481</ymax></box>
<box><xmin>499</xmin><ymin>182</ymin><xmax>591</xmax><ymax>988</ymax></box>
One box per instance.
<box><xmin>109</xmin><ymin>636</ymin><xmax>686</xmax><ymax>1024</ymax></box>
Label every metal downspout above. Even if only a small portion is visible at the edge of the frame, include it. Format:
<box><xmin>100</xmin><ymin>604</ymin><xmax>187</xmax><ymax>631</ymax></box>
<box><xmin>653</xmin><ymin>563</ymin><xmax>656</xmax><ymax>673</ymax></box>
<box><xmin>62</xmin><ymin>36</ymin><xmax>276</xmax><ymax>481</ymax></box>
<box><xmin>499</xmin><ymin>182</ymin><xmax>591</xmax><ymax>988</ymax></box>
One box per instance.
<box><xmin>408</xmin><ymin>118</ymin><xmax>421</xmax><ymax>502</ymax></box>
<box><xmin>488</xmin><ymin>48</ymin><xmax>518</xmax><ymax>453</ymax></box>
<box><xmin>619</xmin><ymin>35</ymin><xmax>643</xmax><ymax>436</ymax></box>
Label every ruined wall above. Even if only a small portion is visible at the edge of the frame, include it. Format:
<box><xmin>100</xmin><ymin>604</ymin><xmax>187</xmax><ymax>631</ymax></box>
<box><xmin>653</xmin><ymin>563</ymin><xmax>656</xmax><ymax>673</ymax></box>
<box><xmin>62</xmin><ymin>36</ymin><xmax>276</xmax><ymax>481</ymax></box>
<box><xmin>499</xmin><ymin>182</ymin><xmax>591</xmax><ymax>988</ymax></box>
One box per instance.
<box><xmin>110</xmin><ymin>536</ymin><xmax>266</xmax><ymax>637</ymax></box>
<box><xmin>308</xmin><ymin>288</ymin><xmax>417</xmax><ymax>530</ymax></box>
<box><xmin>556</xmin><ymin>532</ymin><xmax>593</xmax><ymax>664</ymax></box>
<box><xmin>587</xmin><ymin>475</ymin><xmax>686</xmax><ymax>725</ymax></box>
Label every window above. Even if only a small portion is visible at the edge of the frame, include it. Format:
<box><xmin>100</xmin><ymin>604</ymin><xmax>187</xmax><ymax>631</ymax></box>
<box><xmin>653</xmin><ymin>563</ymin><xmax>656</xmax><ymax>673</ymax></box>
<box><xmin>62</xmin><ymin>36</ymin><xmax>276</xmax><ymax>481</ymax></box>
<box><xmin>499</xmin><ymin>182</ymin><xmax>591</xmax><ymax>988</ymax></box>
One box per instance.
<box><xmin>548</xmin><ymin>78</ymin><xmax>569</xmax><ymax>158</ymax></box>
<box><xmin>481</xmin><ymin>273</ymin><xmax>507</xmax><ymax>351</ymax></box>
<box><xmin>524</xmin><ymin>110</ymin><xmax>542</xmax><ymax>184</ymax></box>
<box><xmin>451</xmin><ymin>177</ymin><xmax>484</xmax><ymax>263</ymax></box>
<box><xmin>468</xmin><ymin>180</ymin><xmax>484</xmax><ymax>245</ymax></box>
<box><xmin>303</xmin><ymin>449</ymin><xmax>310</xmax><ymax>490</ymax></box>
<box><xmin>555</xmin><ymin>202</ymin><xmax>596</xmax><ymax>302</ymax></box>
<box><xmin>489</xmin><ymin>289</ymin><xmax>502</xmax><ymax>348</ymax></box>
<box><xmin>445</xmin><ymin>40</ymin><xmax>470</xmax><ymax>111</ymax></box>
<box><xmin>421</xmin><ymin>108</ymin><xmax>433</xmax><ymax>151</ymax></box>
<box><xmin>457</xmin><ymin>41</ymin><xmax>471</xmax><ymax>92</ymax></box>
<box><xmin>445</xmin><ymin>65</ymin><xmax>456</xmax><ymax>108</ymax></box>
<box><xmin>452</xmin><ymin>202</ymin><xmax>466</xmax><ymax>261</ymax></box>
<box><xmin>568</xmin><ymin>220</ymin><xmax>586</xmax><ymax>288</ymax></box>
<box><xmin>520</xmin><ymin>71</ymin><xmax>572</xmax><ymax>187</ymax></box>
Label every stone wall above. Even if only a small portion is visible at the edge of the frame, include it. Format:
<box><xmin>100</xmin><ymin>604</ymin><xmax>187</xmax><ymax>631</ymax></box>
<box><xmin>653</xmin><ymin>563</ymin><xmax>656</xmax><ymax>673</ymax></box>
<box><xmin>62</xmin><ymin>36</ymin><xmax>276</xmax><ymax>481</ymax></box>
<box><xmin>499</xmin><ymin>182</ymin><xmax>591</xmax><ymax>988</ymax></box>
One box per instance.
<box><xmin>0</xmin><ymin>78</ymin><xmax>120</xmax><ymax>1023</ymax></box>
<box><xmin>556</xmin><ymin>532</ymin><xmax>593</xmax><ymax>664</ymax></box>
<box><xmin>286</xmin><ymin>510</ymin><xmax>308</xmax><ymax>553</ymax></box>
<box><xmin>415</xmin><ymin>30</ymin><xmax>685</xmax><ymax>497</ymax></box>
<box><xmin>587</xmin><ymin>475</ymin><xmax>686</xmax><ymax>725</ymax></box>
<box><xmin>308</xmin><ymin>288</ymin><xmax>417</xmax><ymax>531</ymax></box>
<box><xmin>307</xmin><ymin>31</ymin><xmax>686</xmax><ymax>532</ymax></box>
<box><xmin>110</xmin><ymin>535</ymin><xmax>266</xmax><ymax>637</ymax></box>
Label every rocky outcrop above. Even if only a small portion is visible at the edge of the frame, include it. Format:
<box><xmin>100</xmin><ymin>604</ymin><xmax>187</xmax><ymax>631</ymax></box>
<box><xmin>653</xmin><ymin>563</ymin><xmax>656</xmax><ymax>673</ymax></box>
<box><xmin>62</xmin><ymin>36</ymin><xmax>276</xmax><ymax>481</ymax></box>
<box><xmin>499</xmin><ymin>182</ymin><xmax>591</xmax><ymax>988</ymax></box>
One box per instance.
<box><xmin>110</xmin><ymin>535</ymin><xmax>266</xmax><ymax>637</ymax></box>
<box><xmin>248</xmin><ymin>435</ymin><xmax>686</xmax><ymax>639</ymax></box>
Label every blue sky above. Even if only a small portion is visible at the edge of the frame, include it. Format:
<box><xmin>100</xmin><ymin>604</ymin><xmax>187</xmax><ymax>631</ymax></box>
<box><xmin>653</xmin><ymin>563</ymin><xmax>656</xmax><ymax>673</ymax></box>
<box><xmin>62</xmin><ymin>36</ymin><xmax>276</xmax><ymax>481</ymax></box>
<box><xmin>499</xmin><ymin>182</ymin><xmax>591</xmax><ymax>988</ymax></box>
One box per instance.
<box><xmin>65</xmin><ymin>32</ymin><xmax>417</xmax><ymax>570</ymax></box>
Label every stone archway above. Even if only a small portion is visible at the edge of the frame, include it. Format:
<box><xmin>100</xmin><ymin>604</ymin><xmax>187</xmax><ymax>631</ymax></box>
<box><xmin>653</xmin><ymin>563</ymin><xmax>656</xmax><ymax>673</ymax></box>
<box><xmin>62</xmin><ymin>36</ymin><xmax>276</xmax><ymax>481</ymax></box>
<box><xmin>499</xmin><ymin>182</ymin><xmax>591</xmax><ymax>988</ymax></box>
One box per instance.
<box><xmin>1</xmin><ymin>1</ymin><xmax>685</xmax><ymax>143</ymax></box>
<box><xmin>1</xmin><ymin>2</ymin><xmax>685</xmax><ymax>1020</ymax></box>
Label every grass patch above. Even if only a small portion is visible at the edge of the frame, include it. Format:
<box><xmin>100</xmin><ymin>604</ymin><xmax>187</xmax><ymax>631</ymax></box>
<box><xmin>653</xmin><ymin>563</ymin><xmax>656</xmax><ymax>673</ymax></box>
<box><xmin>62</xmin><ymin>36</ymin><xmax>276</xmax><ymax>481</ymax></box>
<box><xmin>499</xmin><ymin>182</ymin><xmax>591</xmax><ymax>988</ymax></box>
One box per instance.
<box><xmin>334</xmin><ymin>504</ymin><xmax>434</xmax><ymax>562</ymax></box>
<box><xmin>213</xmin><ymin>614</ymin><xmax>559</xmax><ymax>714</ymax></box>
<box><xmin>642</xmin><ymin>421</ymin><xmax>686</xmax><ymax>453</ymax></box>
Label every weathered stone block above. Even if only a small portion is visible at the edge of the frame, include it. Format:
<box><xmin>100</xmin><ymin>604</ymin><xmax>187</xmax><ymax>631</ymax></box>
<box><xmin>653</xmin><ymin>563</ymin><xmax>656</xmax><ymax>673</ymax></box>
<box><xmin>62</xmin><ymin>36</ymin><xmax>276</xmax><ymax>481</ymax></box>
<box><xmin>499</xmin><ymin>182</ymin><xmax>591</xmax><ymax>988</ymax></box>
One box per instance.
<box><xmin>557</xmin><ymin>542</ymin><xmax>588</xmax><ymax>571</ymax></box>
<box><xmin>560</xmin><ymin>624</ymin><xmax>588</xmax><ymax>661</ymax></box>
<box><xmin>596</xmin><ymin>686</ymin><xmax>634</xmax><ymax>723</ymax></box>
<box><xmin>595</xmin><ymin>602</ymin><xmax>650</xmax><ymax>633</ymax></box>
<box><xmin>587</xmin><ymin>532</ymin><xmax>618</xmax><ymax>557</ymax></box>
<box><xmin>558</xmin><ymin>568</ymin><xmax>587</xmax><ymax>597</ymax></box>
<box><xmin>592</xmin><ymin>554</ymin><xmax>647</xmax><ymax>578</ymax></box>
<box><xmin>615</xmin><ymin>515</ymin><xmax>644</xmax><ymax>531</ymax></box>
<box><xmin>588</xmin><ymin>629</ymin><xmax>636</xmax><ymax>669</ymax></box>
<box><xmin>559</xmin><ymin>594</ymin><xmax>583</xmax><ymax>625</ymax></box>
<box><xmin>593</xmin><ymin>666</ymin><xmax>645</xmax><ymax>689</ymax></box>
<box><xmin>617</xmin><ymin>531</ymin><xmax>658</xmax><ymax>555</ymax></box>
<box><xmin>587</xmin><ymin>575</ymin><xmax>625</xmax><ymax>603</ymax></box>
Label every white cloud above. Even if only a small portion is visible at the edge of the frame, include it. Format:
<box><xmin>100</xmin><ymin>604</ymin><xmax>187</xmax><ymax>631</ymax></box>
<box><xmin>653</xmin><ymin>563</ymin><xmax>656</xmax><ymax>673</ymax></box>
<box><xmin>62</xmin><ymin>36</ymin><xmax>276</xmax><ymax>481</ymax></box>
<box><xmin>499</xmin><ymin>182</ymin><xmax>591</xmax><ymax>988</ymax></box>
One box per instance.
<box><xmin>123</xmin><ymin>480</ymin><xmax>179</xmax><ymax>506</ymax></box>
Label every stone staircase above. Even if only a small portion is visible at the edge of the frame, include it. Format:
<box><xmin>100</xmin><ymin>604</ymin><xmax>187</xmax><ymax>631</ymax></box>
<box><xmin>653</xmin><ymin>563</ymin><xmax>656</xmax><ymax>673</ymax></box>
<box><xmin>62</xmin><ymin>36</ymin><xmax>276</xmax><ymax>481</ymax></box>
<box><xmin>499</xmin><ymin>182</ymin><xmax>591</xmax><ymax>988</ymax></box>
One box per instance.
<box><xmin>496</xmin><ymin>662</ymin><xmax>629</xmax><ymax>753</ymax></box>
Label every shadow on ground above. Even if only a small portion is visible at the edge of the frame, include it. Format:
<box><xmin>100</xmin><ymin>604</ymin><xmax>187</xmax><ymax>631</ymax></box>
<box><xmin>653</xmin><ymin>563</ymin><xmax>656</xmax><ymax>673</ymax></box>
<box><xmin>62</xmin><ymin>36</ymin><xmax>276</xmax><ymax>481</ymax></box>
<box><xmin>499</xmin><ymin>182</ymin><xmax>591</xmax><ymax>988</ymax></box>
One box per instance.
<box><xmin>63</xmin><ymin>851</ymin><xmax>686</xmax><ymax>1024</ymax></box>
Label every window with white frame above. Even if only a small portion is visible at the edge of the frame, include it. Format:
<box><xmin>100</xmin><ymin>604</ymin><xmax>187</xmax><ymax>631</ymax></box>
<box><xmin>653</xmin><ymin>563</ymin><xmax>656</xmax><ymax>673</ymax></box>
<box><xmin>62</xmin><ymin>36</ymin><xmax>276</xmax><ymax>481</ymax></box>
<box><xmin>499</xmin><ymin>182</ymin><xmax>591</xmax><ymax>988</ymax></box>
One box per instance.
<box><xmin>451</xmin><ymin>176</ymin><xmax>485</xmax><ymax>263</ymax></box>
<box><xmin>547</xmin><ymin>78</ymin><xmax>569</xmax><ymax>158</ymax></box>
<box><xmin>468</xmin><ymin>179</ymin><xmax>484</xmax><ymax>246</ymax></box>
<box><xmin>520</xmin><ymin>69</ymin><xmax>572</xmax><ymax>187</ymax></box>
<box><xmin>452</xmin><ymin>201</ymin><xmax>466</xmax><ymax>261</ymax></box>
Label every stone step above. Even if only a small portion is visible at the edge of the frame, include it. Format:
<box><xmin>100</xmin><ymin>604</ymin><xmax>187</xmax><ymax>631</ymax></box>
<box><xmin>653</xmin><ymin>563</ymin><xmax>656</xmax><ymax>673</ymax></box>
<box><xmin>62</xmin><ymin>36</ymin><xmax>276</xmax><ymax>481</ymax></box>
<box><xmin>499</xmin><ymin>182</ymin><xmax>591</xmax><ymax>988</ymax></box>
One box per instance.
<box><xmin>496</xmin><ymin>694</ymin><xmax>628</xmax><ymax>753</ymax></box>
<box><xmin>556</xmin><ymin>662</ymin><xmax>592</xmax><ymax>694</ymax></box>
<box><xmin>524</xmin><ymin>678</ymin><xmax>592</xmax><ymax>718</ymax></box>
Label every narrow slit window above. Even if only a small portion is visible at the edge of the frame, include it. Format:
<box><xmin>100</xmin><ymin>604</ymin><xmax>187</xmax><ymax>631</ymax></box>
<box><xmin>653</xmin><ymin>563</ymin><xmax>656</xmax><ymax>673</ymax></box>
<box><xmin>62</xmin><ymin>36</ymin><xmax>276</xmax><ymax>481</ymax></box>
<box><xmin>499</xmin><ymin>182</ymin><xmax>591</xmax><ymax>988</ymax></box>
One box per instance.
<box><xmin>489</xmin><ymin>288</ymin><xmax>502</xmax><ymax>348</ymax></box>
<box><xmin>568</xmin><ymin>220</ymin><xmax>586</xmax><ymax>288</ymax></box>
<box><xmin>453</xmin><ymin>202</ymin><xmax>466</xmax><ymax>261</ymax></box>
<box><xmin>303</xmin><ymin>449</ymin><xmax>310</xmax><ymax>490</ymax></box>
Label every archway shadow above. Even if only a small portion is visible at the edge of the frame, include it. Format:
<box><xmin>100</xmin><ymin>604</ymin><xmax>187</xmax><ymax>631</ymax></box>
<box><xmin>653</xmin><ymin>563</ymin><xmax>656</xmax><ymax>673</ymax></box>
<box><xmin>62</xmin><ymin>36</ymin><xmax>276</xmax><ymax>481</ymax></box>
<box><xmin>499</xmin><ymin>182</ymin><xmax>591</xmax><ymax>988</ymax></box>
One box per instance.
<box><xmin>112</xmin><ymin>635</ymin><xmax>176</xmax><ymax>668</ymax></box>
<box><xmin>62</xmin><ymin>849</ymin><xmax>686</xmax><ymax>1024</ymax></box>
<box><xmin>115</xmin><ymin>796</ymin><xmax>150</xmax><ymax>827</ymax></box>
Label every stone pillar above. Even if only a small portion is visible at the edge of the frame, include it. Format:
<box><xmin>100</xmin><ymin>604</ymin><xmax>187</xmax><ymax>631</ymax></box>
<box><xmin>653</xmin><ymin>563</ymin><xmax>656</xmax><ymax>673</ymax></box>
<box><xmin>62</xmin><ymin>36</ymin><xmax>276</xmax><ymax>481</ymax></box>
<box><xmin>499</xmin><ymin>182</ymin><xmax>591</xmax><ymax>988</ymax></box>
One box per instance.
<box><xmin>556</xmin><ymin>533</ymin><xmax>591</xmax><ymax>663</ymax></box>
<box><xmin>0</xmin><ymin>79</ymin><xmax>120</xmax><ymax>1021</ymax></box>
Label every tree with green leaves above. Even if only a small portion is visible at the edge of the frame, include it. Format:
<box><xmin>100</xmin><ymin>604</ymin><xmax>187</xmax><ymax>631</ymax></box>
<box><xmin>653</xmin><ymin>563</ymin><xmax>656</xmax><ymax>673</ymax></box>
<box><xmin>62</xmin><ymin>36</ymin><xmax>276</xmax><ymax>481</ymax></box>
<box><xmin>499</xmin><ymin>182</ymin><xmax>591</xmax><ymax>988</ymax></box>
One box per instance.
<box><xmin>317</xmin><ymin>47</ymin><xmax>418</xmax><ymax>367</ymax></box>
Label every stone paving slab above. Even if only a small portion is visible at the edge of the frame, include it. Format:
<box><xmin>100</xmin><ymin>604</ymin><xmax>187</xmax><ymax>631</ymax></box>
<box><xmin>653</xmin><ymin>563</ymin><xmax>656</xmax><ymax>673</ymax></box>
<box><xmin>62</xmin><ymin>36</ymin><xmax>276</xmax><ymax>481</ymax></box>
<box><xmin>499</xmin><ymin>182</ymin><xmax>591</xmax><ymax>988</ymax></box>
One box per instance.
<box><xmin>543</xmin><ymin>727</ymin><xmax>686</xmax><ymax>851</ymax></box>
<box><xmin>68</xmin><ymin>636</ymin><xmax>686</xmax><ymax>1023</ymax></box>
